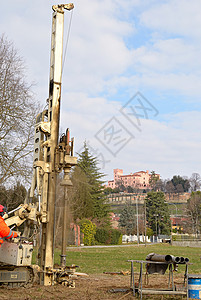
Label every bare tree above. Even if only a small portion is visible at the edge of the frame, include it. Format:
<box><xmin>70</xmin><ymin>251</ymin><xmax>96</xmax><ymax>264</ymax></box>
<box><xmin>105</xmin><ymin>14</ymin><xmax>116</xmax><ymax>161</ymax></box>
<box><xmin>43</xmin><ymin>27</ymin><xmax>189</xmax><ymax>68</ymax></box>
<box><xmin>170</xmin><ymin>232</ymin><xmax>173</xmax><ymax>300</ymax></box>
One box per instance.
<box><xmin>190</xmin><ymin>173</ymin><xmax>201</xmax><ymax>192</ymax></box>
<box><xmin>186</xmin><ymin>192</ymin><xmax>201</xmax><ymax>236</ymax></box>
<box><xmin>165</xmin><ymin>181</ymin><xmax>175</xmax><ymax>194</ymax></box>
<box><xmin>155</xmin><ymin>179</ymin><xmax>166</xmax><ymax>192</ymax></box>
<box><xmin>176</xmin><ymin>183</ymin><xmax>184</xmax><ymax>194</ymax></box>
<box><xmin>0</xmin><ymin>181</ymin><xmax>27</xmax><ymax>211</ymax></box>
<box><xmin>0</xmin><ymin>35</ymin><xmax>39</xmax><ymax>184</ymax></box>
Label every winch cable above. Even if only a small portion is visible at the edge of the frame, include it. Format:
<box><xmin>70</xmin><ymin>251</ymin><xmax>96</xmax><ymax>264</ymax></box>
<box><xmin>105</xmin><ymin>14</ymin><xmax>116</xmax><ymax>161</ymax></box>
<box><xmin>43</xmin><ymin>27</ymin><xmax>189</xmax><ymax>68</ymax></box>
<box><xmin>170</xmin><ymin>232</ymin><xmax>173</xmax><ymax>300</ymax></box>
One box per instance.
<box><xmin>62</xmin><ymin>9</ymin><xmax>74</xmax><ymax>74</ymax></box>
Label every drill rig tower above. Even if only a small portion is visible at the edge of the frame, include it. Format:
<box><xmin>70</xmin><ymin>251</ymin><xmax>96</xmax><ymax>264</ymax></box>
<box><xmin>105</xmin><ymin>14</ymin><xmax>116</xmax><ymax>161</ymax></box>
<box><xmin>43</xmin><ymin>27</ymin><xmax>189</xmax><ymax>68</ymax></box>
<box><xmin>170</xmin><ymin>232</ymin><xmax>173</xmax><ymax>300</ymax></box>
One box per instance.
<box><xmin>30</xmin><ymin>3</ymin><xmax>77</xmax><ymax>286</ymax></box>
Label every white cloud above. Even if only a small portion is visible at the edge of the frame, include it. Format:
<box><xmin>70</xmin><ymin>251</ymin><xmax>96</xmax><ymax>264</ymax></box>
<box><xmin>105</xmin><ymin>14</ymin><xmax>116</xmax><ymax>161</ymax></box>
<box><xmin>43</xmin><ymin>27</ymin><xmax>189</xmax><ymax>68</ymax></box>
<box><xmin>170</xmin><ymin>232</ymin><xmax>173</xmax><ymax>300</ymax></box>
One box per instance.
<box><xmin>60</xmin><ymin>90</ymin><xmax>201</xmax><ymax>181</ymax></box>
<box><xmin>135</xmin><ymin>73</ymin><xmax>201</xmax><ymax>96</ymax></box>
<box><xmin>61</xmin><ymin>0</ymin><xmax>135</xmax><ymax>94</ymax></box>
<box><xmin>3</xmin><ymin>0</ymin><xmax>201</xmax><ymax>99</ymax></box>
<box><xmin>1</xmin><ymin>0</ymin><xmax>201</xmax><ymax>182</ymax></box>
<box><xmin>132</xmin><ymin>39</ymin><xmax>199</xmax><ymax>73</ymax></box>
<box><xmin>140</xmin><ymin>0</ymin><xmax>201</xmax><ymax>38</ymax></box>
<box><xmin>60</xmin><ymin>92</ymin><xmax>121</xmax><ymax>140</ymax></box>
<box><xmin>105</xmin><ymin>111</ymin><xmax>201</xmax><ymax>181</ymax></box>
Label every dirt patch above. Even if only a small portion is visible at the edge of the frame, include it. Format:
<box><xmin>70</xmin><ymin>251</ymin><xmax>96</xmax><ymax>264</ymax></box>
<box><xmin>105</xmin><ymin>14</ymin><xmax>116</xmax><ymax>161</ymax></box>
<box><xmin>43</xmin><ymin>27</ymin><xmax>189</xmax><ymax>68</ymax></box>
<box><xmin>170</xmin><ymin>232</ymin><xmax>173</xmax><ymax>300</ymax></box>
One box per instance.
<box><xmin>0</xmin><ymin>273</ymin><xmax>187</xmax><ymax>299</ymax></box>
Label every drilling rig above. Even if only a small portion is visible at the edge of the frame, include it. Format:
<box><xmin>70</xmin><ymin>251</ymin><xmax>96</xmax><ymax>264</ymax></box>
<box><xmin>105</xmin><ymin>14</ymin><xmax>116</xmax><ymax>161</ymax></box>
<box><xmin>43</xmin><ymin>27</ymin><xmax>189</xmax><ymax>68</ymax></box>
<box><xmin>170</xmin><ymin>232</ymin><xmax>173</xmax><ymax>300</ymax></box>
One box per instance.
<box><xmin>0</xmin><ymin>4</ymin><xmax>77</xmax><ymax>287</ymax></box>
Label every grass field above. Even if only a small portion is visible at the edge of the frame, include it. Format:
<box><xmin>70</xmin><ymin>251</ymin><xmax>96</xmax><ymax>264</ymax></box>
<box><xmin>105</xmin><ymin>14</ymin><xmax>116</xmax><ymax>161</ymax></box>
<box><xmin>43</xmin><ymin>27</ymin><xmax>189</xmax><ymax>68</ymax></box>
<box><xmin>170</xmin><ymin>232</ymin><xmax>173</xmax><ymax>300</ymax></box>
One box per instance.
<box><xmin>14</xmin><ymin>244</ymin><xmax>200</xmax><ymax>299</ymax></box>
<box><xmin>50</xmin><ymin>244</ymin><xmax>201</xmax><ymax>275</ymax></box>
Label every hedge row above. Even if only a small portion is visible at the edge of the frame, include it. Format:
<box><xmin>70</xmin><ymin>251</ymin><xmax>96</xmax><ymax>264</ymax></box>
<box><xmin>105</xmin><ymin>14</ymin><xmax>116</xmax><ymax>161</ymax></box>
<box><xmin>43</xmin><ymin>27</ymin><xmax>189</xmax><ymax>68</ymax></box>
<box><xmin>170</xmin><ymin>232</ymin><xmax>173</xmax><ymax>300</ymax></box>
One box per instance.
<box><xmin>95</xmin><ymin>228</ymin><xmax>122</xmax><ymax>245</ymax></box>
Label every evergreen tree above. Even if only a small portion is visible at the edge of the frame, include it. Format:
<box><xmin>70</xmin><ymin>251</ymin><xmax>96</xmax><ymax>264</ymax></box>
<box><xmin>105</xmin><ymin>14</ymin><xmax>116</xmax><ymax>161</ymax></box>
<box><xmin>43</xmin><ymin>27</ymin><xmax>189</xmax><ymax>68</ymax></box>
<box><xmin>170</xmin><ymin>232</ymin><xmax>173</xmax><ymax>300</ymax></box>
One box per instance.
<box><xmin>70</xmin><ymin>143</ymin><xmax>110</xmax><ymax>224</ymax></box>
<box><xmin>103</xmin><ymin>187</ymin><xmax>113</xmax><ymax>195</ymax></box>
<box><xmin>167</xmin><ymin>175</ymin><xmax>190</xmax><ymax>192</ymax></box>
<box><xmin>145</xmin><ymin>191</ymin><xmax>171</xmax><ymax>235</ymax></box>
<box><xmin>119</xmin><ymin>203</ymin><xmax>136</xmax><ymax>235</ymax></box>
<box><xmin>71</xmin><ymin>166</ymin><xmax>94</xmax><ymax>220</ymax></box>
<box><xmin>149</xmin><ymin>171</ymin><xmax>160</xmax><ymax>191</ymax></box>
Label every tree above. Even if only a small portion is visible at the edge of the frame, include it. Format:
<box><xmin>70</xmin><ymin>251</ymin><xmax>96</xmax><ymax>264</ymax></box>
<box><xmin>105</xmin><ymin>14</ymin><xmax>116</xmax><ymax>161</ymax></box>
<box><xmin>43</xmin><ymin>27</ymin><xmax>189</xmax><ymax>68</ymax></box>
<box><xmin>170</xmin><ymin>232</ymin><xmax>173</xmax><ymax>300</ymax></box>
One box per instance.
<box><xmin>149</xmin><ymin>171</ymin><xmax>160</xmax><ymax>191</ymax></box>
<box><xmin>190</xmin><ymin>173</ymin><xmax>201</xmax><ymax>192</ymax></box>
<box><xmin>145</xmin><ymin>191</ymin><xmax>171</xmax><ymax>235</ymax></box>
<box><xmin>95</xmin><ymin>227</ymin><xmax>122</xmax><ymax>245</ymax></box>
<box><xmin>103</xmin><ymin>187</ymin><xmax>113</xmax><ymax>195</ymax></box>
<box><xmin>127</xmin><ymin>186</ymin><xmax>134</xmax><ymax>193</ymax></box>
<box><xmin>176</xmin><ymin>183</ymin><xmax>184</xmax><ymax>194</ymax></box>
<box><xmin>112</xmin><ymin>187</ymin><xmax>120</xmax><ymax>193</ymax></box>
<box><xmin>146</xmin><ymin>227</ymin><xmax>154</xmax><ymax>238</ymax></box>
<box><xmin>70</xmin><ymin>143</ymin><xmax>110</xmax><ymax>225</ymax></box>
<box><xmin>116</xmin><ymin>180</ymin><xmax>126</xmax><ymax>192</ymax></box>
<box><xmin>165</xmin><ymin>180</ymin><xmax>175</xmax><ymax>194</ymax></box>
<box><xmin>154</xmin><ymin>179</ymin><xmax>165</xmax><ymax>192</ymax></box>
<box><xmin>79</xmin><ymin>219</ymin><xmax>96</xmax><ymax>246</ymax></box>
<box><xmin>0</xmin><ymin>35</ymin><xmax>39</xmax><ymax>185</ymax></box>
<box><xmin>186</xmin><ymin>191</ymin><xmax>201</xmax><ymax>235</ymax></box>
<box><xmin>119</xmin><ymin>203</ymin><xmax>136</xmax><ymax>235</ymax></box>
<box><xmin>167</xmin><ymin>175</ymin><xmax>190</xmax><ymax>193</ymax></box>
<box><xmin>71</xmin><ymin>166</ymin><xmax>94</xmax><ymax>220</ymax></box>
<box><xmin>0</xmin><ymin>181</ymin><xmax>27</xmax><ymax>211</ymax></box>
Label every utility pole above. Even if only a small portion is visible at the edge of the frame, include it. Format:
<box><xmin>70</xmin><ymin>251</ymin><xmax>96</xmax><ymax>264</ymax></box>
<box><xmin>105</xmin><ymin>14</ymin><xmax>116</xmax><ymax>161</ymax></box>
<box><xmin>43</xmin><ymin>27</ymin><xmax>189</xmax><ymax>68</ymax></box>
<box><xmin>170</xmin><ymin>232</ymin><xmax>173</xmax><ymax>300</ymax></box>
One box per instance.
<box><xmin>144</xmin><ymin>200</ymin><xmax>147</xmax><ymax>247</ymax></box>
<box><xmin>154</xmin><ymin>214</ymin><xmax>158</xmax><ymax>242</ymax></box>
<box><xmin>170</xmin><ymin>217</ymin><xmax>173</xmax><ymax>245</ymax></box>
<box><xmin>136</xmin><ymin>196</ymin><xmax>139</xmax><ymax>245</ymax></box>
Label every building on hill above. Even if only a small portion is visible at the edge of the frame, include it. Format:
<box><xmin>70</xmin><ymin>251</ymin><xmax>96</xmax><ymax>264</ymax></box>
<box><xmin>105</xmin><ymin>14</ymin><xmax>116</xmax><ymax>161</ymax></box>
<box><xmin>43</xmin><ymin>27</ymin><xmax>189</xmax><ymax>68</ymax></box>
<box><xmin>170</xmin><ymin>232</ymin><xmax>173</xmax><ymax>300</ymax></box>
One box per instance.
<box><xmin>107</xmin><ymin>168</ymin><xmax>160</xmax><ymax>190</ymax></box>
<box><xmin>110</xmin><ymin>212</ymin><xmax>120</xmax><ymax>229</ymax></box>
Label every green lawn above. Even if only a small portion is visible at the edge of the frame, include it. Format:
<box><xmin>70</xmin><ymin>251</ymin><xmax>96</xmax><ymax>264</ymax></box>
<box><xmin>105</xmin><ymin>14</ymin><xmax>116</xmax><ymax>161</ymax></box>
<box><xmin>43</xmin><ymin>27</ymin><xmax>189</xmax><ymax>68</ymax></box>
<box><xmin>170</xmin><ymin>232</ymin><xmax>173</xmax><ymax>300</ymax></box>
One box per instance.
<box><xmin>50</xmin><ymin>244</ymin><xmax>201</xmax><ymax>275</ymax></box>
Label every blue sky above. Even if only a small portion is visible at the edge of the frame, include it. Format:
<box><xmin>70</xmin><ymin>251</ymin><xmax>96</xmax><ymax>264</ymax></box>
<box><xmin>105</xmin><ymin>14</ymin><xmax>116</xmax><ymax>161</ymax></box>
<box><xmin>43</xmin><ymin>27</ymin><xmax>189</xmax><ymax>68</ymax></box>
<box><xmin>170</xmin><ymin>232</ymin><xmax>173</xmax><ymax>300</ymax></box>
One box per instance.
<box><xmin>1</xmin><ymin>0</ymin><xmax>201</xmax><ymax>182</ymax></box>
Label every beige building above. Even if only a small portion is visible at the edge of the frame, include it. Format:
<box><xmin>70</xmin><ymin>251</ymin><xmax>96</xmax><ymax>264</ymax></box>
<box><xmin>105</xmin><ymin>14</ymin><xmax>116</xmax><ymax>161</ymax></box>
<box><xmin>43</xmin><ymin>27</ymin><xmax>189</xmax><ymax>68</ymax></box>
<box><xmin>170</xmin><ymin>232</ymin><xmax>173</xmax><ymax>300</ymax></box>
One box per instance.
<box><xmin>107</xmin><ymin>169</ymin><xmax>160</xmax><ymax>190</ymax></box>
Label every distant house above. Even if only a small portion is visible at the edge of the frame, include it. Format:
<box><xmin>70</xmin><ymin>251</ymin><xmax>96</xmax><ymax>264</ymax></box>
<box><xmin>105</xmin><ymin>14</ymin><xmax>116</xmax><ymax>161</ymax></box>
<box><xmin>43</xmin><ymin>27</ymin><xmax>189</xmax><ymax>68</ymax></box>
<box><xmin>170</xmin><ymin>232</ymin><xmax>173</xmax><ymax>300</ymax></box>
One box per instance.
<box><xmin>107</xmin><ymin>168</ymin><xmax>160</xmax><ymax>190</ymax></box>
<box><xmin>170</xmin><ymin>216</ymin><xmax>190</xmax><ymax>232</ymax></box>
<box><xmin>110</xmin><ymin>212</ymin><xmax>120</xmax><ymax>229</ymax></box>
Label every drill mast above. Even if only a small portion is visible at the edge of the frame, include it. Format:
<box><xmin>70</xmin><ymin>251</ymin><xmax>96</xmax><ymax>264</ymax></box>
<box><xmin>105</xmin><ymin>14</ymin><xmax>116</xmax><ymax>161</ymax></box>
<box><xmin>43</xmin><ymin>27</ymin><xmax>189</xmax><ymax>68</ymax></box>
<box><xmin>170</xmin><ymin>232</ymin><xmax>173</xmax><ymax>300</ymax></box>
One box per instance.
<box><xmin>30</xmin><ymin>3</ymin><xmax>76</xmax><ymax>286</ymax></box>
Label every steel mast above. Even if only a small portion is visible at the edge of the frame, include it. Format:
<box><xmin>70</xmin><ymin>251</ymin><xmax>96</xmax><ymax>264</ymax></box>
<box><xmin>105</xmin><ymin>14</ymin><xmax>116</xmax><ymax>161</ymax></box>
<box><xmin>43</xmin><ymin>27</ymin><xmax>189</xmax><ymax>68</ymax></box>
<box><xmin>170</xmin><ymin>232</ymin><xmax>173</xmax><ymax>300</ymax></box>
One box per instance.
<box><xmin>41</xmin><ymin>3</ymin><xmax>74</xmax><ymax>286</ymax></box>
<box><xmin>30</xmin><ymin>4</ymin><xmax>75</xmax><ymax>286</ymax></box>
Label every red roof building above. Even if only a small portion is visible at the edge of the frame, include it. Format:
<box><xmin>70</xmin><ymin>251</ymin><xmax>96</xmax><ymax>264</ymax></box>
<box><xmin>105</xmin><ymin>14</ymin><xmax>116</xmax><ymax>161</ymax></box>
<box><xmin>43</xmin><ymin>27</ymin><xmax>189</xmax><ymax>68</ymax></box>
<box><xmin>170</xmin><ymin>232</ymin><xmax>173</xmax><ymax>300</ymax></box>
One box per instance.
<box><xmin>107</xmin><ymin>169</ymin><xmax>160</xmax><ymax>190</ymax></box>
